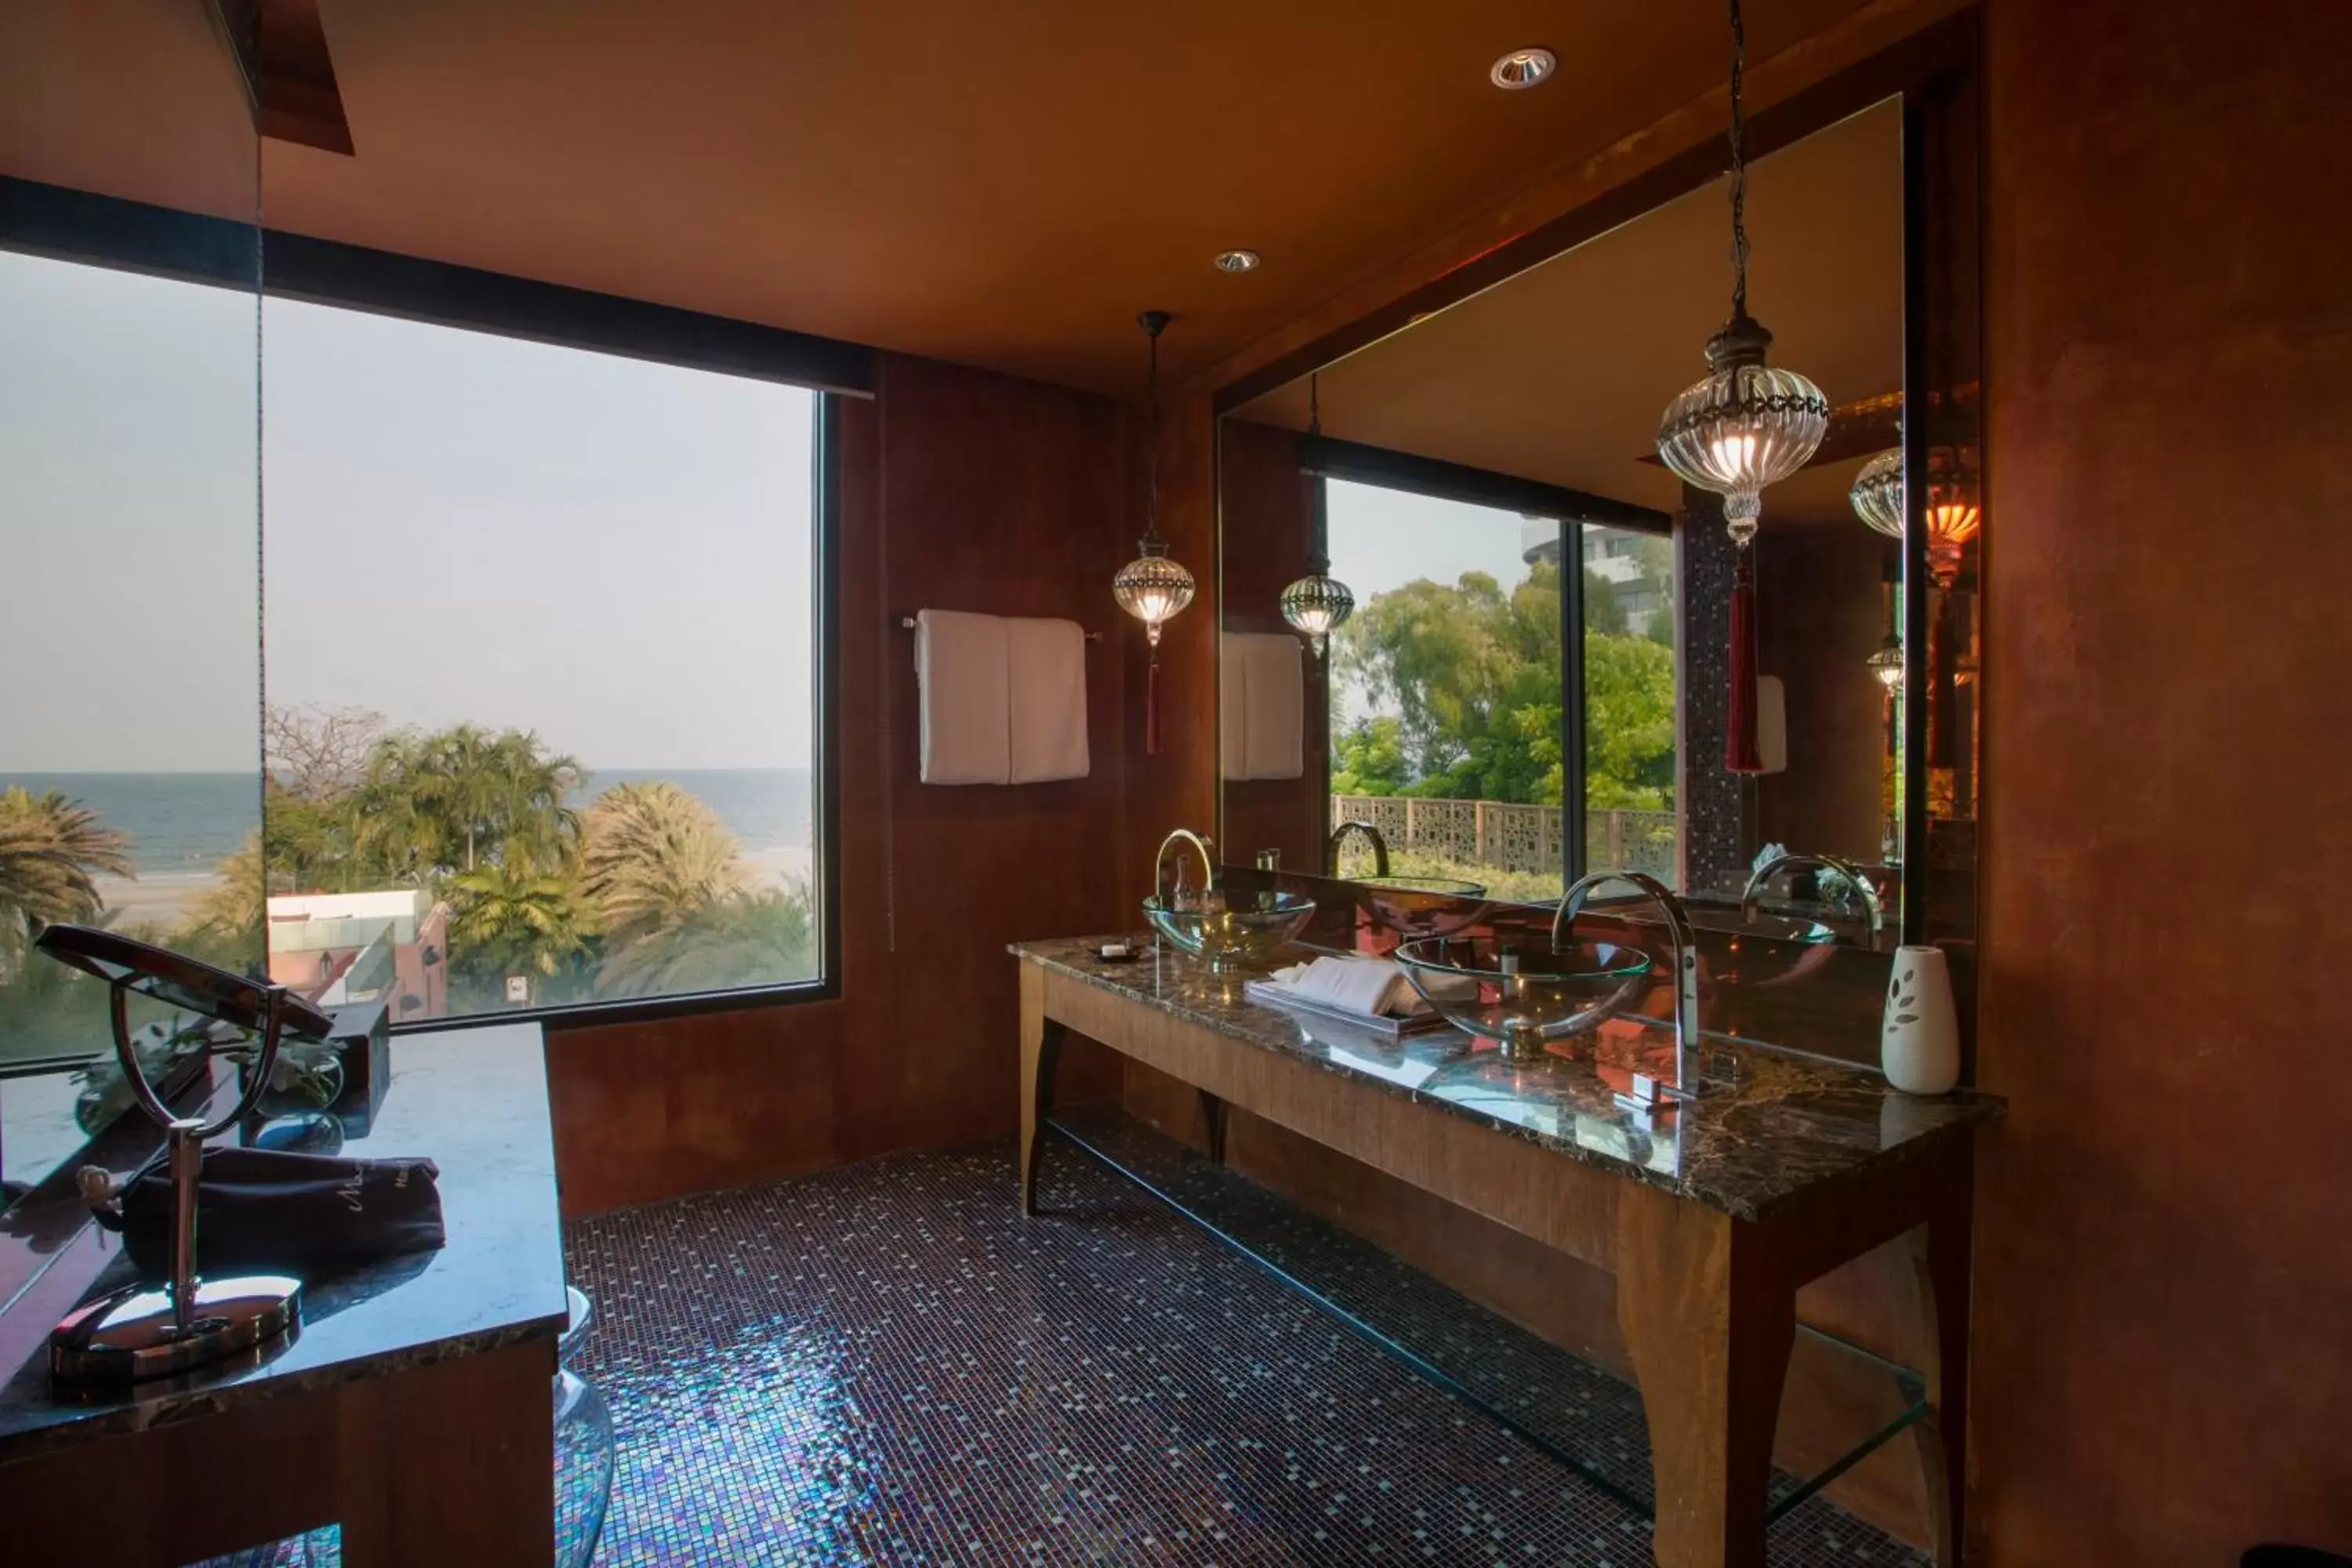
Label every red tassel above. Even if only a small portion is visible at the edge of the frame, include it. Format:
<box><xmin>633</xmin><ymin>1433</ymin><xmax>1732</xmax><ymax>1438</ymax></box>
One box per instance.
<box><xmin>1147</xmin><ymin>655</ymin><xmax>1161</xmax><ymax>756</ymax></box>
<box><xmin>1725</xmin><ymin>550</ymin><xmax>1764</xmax><ymax>774</ymax></box>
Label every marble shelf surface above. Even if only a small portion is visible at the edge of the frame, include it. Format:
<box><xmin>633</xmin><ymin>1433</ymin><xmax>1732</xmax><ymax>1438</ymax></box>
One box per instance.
<box><xmin>0</xmin><ymin>1021</ymin><xmax>568</xmax><ymax>1465</ymax></box>
<box><xmin>1014</xmin><ymin>935</ymin><xmax>2004</xmax><ymax>1221</ymax></box>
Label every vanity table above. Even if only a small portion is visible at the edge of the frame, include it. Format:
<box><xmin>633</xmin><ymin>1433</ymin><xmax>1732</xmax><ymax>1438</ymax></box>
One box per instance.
<box><xmin>0</xmin><ymin>1022</ymin><xmax>568</xmax><ymax>1566</ymax></box>
<box><xmin>1013</xmin><ymin>936</ymin><xmax>2002</xmax><ymax>1568</ymax></box>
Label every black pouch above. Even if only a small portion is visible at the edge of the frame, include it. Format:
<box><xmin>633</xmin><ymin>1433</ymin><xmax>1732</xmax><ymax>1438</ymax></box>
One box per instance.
<box><xmin>91</xmin><ymin>1145</ymin><xmax>445</xmax><ymax>1277</ymax></box>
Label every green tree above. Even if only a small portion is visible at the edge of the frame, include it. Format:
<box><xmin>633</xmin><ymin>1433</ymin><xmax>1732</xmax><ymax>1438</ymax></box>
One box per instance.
<box><xmin>1330</xmin><ymin>716</ymin><xmax>1411</xmax><ymax>797</ymax></box>
<box><xmin>581</xmin><ymin>781</ymin><xmax>746</xmax><ymax>949</ymax></box>
<box><xmin>595</xmin><ymin>884</ymin><xmax>815</xmax><ymax>998</ymax></box>
<box><xmin>1331</xmin><ymin>559</ymin><xmax>1676</xmax><ymax>811</ymax></box>
<box><xmin>0</xmin><ymin>787</ymin><xmax>133</xmax><ymax>949</ymax></box>
<box><xmin>348</xmin><ymin>724</ymin><xmax>583</xmax><ymax>887</ymax></box>
<box><xmin>447</xmin><ymin>864</ymin><xmax>591</xmax><ymax>986</ymax></box>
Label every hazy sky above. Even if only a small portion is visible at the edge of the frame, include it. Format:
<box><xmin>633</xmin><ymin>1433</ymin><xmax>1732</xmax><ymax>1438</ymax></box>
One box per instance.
<box><xmin>1</xmin><ymin>249</ymin><xmax>816</xmax><ymax>772</ymax></box>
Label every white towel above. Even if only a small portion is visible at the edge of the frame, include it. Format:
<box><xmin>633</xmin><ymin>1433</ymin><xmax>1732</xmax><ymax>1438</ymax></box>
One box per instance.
<box><xmin>1243</xmin><ymin>634</ymin><xmax>1304</xmax><ymax>781</ymax></box>
<box><xmin>1271</xmin><ymin>956</ymin><xmax>1422</xmax><ymax>1018</ymax></box>
<box><xmin>1007</xmin><ymin>616</ymin><xmax>1091</xmax><ymax>783</ymax></box>
<box><xmin>1219</xmin><ymin>633</ymin><xmax>1251</xmax><ymax>782</ymax></box>
<box><xmin>916</xmin><ymin>610</ymin><xmax>1011</xmax><ymax>785</ymax></box>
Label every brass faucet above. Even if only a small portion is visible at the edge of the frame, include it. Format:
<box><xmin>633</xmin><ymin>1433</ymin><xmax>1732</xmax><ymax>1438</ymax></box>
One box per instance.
<box><xmin>1327</xmin><ymin>819</ymin><xmax>1391</xmax><ymax>877</ymax></box>
<box><xmin>1155</xmin><ymin>829</ymin><xmax>1217</xmax><ymax>909</ymax></box>
<box><xmin>1741</xmin><ymin>851</ymin><xmax>1886</xmax><ymax>943</ymax></box>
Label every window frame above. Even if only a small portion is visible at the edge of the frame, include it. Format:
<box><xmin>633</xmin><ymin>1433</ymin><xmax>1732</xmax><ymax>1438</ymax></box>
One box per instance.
<box><xmin>1315</xmin><ymin>438</ymin><xmax>1674</xmax><ymax>892</ymax></box>
<box><xmin>0</xmin><ymin>174</ymin><xmax>863</xmax><ymax>1033</ymax></box>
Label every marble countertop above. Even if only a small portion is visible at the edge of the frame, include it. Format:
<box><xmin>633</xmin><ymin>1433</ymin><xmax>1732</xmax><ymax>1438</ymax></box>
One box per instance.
<box><xmin>1014</xmin><ymin>935</ymin><xmax>2003</xmax><ymax>1222</ymax></box>
<box><xmin>0</xmin><ymin>1022</ymin><xmax>568</xmax><ymax>1465</ymax></box>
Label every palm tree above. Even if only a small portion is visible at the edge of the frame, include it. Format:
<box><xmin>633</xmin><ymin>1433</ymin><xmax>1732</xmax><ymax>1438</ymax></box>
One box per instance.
<box><xmin>347</xmin><ymin>725</ymin><xmax>583</xmax><ymax>886</ymax></box>
<box><xmin>581</xmin><ymin>782</ymin><xmax>745</xmax><ymax>949</ymax></box>
<box><xmin>595</xmin><ymin>884</ymin><xmax>815</xmax><ymax>999</ymax></box>
<box><xmin>447</xmin><ymin>864</ymin><xmax>590</xmax><ymax>989</ymax></box>
<box><xmin>0</xmin><ymin>786</ymin><xmax>133</xmax><ymax>935</ymax></box>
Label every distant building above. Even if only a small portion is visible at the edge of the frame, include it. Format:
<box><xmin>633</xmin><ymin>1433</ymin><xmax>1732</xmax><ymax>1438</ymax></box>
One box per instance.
<box><xmin>1520</xmin><ymin>517</ymin><xmax>1671</xmax><ymax>637</ymax></box>
<box><xmin>267</xmin><ymin>888</ymin><xmax>449</xmax><ymax>1022</ymax></box>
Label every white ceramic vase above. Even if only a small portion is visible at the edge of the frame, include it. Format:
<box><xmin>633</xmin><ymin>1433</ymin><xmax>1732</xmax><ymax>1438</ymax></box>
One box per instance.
<box><xmin>1882</xmin><ymin>944</ymin><xmax>1960</xmax><ymax>1095</ymax></box>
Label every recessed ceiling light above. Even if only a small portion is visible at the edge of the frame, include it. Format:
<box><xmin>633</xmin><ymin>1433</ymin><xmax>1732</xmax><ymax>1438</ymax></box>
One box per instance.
<box><xmin>1213</xmin><ymin>249</ymin><xmax>1261</xmax><ymax>274</ymax></box>
<box><xmin>1490</xmin><ymin>48</ymin><xmax>1556</xmax><ymax>90</ymax></box>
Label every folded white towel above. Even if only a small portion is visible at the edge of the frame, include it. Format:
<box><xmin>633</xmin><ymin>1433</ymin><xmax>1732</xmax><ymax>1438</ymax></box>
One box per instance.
<box><xmin>1270</xmin><ymin>956</ymin><xmax>1423</xmax><ymax>1018</ymax></box>
<box><xmin>1245</xmin><ymin>634</ymin><xmax>1305</xmax><ymax>781</ymax></box>
<box><xmin>1006</xmin><ymin>616</ymin><xmax>1090</xmax><ymax>783</ymax></box>
<box><xmin>916</xmin><ymin>610</ymin><xmax>1010</xmax><ymax>785</ymax></box>
<box><xmin>1219</xmin><ymin>634</ymin><xmax>1251</xmax><ymax>782</ymax></box>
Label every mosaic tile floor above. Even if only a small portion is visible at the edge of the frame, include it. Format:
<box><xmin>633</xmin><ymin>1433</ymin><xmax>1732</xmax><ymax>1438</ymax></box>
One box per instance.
<box><xmin>560</xmin><ymin>1135</ymin><xmax>1933</xmax><ymax>1566</ymax></box>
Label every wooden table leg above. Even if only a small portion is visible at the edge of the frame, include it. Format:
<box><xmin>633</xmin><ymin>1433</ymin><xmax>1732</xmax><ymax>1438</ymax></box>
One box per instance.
<box><xmin>1617</xmin><ymin>1181</ymin><xmax>1796</xmax><ymax>1568</ymax></box>
<box><xmin>1197</xmin><ymin>1090</ymin><xmax>1229</xmax><ymax>1163</ymax></box>
<box><xmin>1902</xmin><ymin>1160</ymin><xmax>1975</xmax><ymax>1566</ymax></box>
<box><xmin>1018</xmin><ymin>963</ymin><xmax>1066</xmax><ymax>1216</ymax></box>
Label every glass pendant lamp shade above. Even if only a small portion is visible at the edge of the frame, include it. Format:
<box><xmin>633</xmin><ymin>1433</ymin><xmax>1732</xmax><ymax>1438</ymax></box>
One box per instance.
<box><xmin>1850</xmin><ymin>448</ymin><xmax>1905</xmax><ymax>538</ymax></box>
<box><xmin>1849</xmin><ymin>443</ymin><xmax>1983</xmax><ymax>585</ymax></box>
<box><xmin>1279</xmin><ymin>573</ymin><xmax>1354</xmax><ymax>655</ymax></box>
<box><xmin>1867</xmin><ymin>636</ymin><xmax>1904</xmax><ymax>688</ymax></box>
<box><xmin>1114</xmin><ymin>546</ymin><xmax>1196</xmax><ymax>646</ymax></box>
<box><xmin>1657</xmin><ymin>314</ymin><xmax>1830</xmax><ymax>543</ymax></box>
<box><xmin>1281</xmin><ymin>372</ymin><xmax>1356</xmax><ymax>655</ymax></box>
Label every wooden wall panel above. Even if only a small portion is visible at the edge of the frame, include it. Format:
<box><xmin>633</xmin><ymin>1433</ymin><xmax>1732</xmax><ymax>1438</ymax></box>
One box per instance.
<box><xmin>1971</xmin><ymin>2</ymin><xmax>2352</xmax><ymax>1561</ymax></box>
<box><xmin>1121</xmin><ymin>389</ymin><xmax>1220</xmax><ymax>901</ymax></box>
<box><xmin>547</xmin><ymin>353</ymin><xmax>1131</xmax><ymax>1217</ymax></box>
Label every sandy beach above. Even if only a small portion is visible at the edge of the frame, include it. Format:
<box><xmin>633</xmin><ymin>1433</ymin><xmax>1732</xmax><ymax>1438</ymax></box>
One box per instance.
<box><xmin>94</xmin><ymin>873</ymin><xmax>213</xmax><ymax>935</ymax></box>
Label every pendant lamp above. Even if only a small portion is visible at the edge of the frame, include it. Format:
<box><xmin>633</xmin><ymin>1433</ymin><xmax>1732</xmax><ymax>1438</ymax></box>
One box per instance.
<box><xmin>1279</xmin><ymin>374</ymin><xmax>1356</xmax><ymax>656</ymax></box>
<box><xmin>1112</xmin><ymin>310</ymin><xmax>1195</xmax><ymax>752</ymax></box>
<box><xmin>1655</xmin><ymin>0</ymin><xmax>1829</xmax><ymax>771</ymax></box>
<box><xmin>1849</xmin><ymin>442</ymin><xmax>1983</xmax><ymax>588</ymax></box>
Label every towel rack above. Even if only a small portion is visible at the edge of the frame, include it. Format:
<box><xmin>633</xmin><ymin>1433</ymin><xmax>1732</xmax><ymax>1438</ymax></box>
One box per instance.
<box><xmin>899</xmin><ymin>615</ymin><xmax>1102</xmax><ymax>643</ymax></box>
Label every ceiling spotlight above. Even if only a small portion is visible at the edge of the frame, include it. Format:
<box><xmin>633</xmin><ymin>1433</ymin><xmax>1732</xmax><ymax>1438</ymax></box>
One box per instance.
<box><xmin>1490</xmin><ymin>48</ymin><xmax>1556</xmax><ymax>89</ymax></box>
<box><xmin>1213</xmin><ymin>249</ymin><xmax>1261</xmax><ymax>274</ymax></box>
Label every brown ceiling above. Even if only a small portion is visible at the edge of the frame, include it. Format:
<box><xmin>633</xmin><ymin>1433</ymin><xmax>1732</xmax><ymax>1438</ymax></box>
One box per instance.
<box><xmin>1</xmin><ymin>0</ymin><xmax>1884</xmax><ymax>394</ymax></box>
<box><xmin>1232</xmin><ymin>96</ymin><xmax>1904</xmax><ymax>523</ymax></box>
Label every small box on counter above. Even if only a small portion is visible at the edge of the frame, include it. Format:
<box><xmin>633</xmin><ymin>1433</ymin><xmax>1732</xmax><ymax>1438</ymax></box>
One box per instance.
<box><xmin>327</xmin><ymin>999</ymin><xmax>391</xmax><ymax>1134</ymax></box>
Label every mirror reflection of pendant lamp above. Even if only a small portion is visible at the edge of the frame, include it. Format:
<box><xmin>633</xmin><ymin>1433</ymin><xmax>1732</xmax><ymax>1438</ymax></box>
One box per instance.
<box><xmin>1850</xmin><ymin>442</ymin><xmax>1983</xmax><ymax>587</ymax></box>
<box><xmin>34</xmin><ymin>924</ymin><xmax>336</xmax><ymax>1385</ymax></box>
<box><xmin>1280</xmin><ymin>374</ymin><xmax>1356</xmax><ymax>657</ymax></box>
<box><xmin>1111</xmin><ymin>310</ymin><xmax>1196</xmax><ymax>751</ymax></box>
<box><xmin>1655</xmin><ymin>0</ymin><xmax>1829</xmax><ymax>774</ymax></box>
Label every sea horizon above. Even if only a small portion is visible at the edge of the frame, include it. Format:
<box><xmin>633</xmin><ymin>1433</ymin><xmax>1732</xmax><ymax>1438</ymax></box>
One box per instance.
<box><xmin>3</xmin><ymin>767</ymin><xmax>816</xmax><ymax>880</ymax></box>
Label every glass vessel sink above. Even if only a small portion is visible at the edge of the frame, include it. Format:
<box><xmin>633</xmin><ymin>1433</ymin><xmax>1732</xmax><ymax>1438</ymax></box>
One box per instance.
<box><xmin>1142</xmin><ymin>890</ymin><xmax>1316</xmax><ymax>971</ymax></box>
<box><xmin>1352</xmin><ymin>877</ymin><xmax>1490</xmax><ymax>946</ymax></box>
<box><xmin>1393</xmin><ymin>933</ymin><xmax>1652</xmax><ymax>1062</ymax></box>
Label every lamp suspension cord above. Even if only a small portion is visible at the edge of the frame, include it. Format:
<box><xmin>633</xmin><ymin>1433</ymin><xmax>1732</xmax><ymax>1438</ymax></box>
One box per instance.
<box><xmin>1306</xmin><ymin>372</ymin><xmax>1328</xmax><ymax>570</ymax></box>
<box><xmin>1726</xmin><ymin>0</ymin><xmax>1749</xmax><ymax>318</ymax></box>
<box><xmin>1144</xmin><ymin>322</ymin><xmax>1162</xmax><ymax>550</ymax></box>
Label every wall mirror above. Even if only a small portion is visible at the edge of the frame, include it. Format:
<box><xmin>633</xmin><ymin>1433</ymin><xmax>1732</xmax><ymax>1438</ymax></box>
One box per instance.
<box><xmin>1214</xmin><ymin>30</ymin><xmax>1982</xmax><ymax>1065</ymax></box>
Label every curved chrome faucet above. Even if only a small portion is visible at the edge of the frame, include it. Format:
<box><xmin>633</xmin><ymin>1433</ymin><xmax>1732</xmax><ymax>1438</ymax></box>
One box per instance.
<box><xmin>1156</xmin><ymin>829</ymin><xmax>1217</xmax><ymax>909</ymax></box>
<box><xmin>1741</xmin><ymin>852</ymin><xmax>1885</xmax><ymax>941</ymax></box>
<box><xmin>1328</xmin><ymin>819</ymin><xmax>1391</xmax><ymax>878</ymax></box>
<box><xmin>1557</xmin><ymin>870</ymin><xmax>1702</xmax><ymax>1116</ymax></box>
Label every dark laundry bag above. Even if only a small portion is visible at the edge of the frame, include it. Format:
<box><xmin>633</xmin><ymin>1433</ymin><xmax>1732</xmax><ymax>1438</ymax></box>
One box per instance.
<box><xmin>89</xmin><ymin>1145</ymin><xmax>444</xmax><ymax>1277</ymax></box>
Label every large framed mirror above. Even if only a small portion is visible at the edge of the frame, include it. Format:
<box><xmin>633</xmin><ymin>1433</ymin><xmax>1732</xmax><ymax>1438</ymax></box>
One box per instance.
<box><xmin>1213</xmin><ymin>27</ymin><xmax>1981</xmax><ymax>1069</ymax></box>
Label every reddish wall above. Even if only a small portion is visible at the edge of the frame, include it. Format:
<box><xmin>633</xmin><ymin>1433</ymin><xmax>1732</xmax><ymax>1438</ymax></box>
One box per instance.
<box><xmin>1971</xmin><ymin>1</ymin><xmax>2352</xmax><ymax>1559</ymax></box>
<box><xmin>546</xmin><ymin>353</ymin><xmax>1131</xmax><ymax>1214</ymax></box>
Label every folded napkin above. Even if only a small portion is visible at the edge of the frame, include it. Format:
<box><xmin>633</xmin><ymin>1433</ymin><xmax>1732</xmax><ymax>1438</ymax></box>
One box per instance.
<box><xmin>1269</xmin><ymin>956</ymin><xmax>1431</xmax><ymax>1019</ymax></box>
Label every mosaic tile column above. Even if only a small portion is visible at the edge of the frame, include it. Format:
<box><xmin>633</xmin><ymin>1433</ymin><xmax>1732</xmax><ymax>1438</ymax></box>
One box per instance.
<box><xmin>1679</xmin><ymin>487</ymin><xmax>1748</xmax><ymax>897</ymax></box>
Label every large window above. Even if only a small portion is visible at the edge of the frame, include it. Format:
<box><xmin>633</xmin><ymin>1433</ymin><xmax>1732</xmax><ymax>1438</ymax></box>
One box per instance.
<box><xmin>1323</xmin><ymin>477</ymin><xmax>1679</xmax><ymax>902</ymax></box>
<box><xmin>1</xmin><ymin>243</ymin><xmax>831</xmax><ymax>1071</ymax></box>
<box><xmin>260</xmin><ymin>299</ymin><xmax>825</xmax><ymax>1022</ymax></box>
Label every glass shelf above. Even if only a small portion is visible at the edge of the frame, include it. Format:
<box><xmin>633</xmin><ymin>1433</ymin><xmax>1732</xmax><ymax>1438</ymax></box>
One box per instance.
<box><xmin>1047</xmin><ymin>1102</ymin><xmax>1928</xmax><ymax>1529</ymax></box>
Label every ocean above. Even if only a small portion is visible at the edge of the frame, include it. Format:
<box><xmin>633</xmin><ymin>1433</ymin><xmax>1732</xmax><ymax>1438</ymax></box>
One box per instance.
<box><xmin>0</xmin><ymin>768</ymin><xmax>815</xmax><ymax>879</ymax></box>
